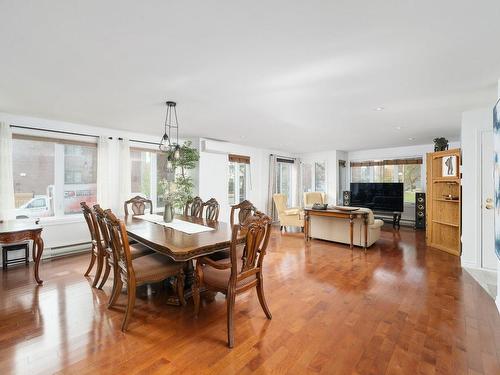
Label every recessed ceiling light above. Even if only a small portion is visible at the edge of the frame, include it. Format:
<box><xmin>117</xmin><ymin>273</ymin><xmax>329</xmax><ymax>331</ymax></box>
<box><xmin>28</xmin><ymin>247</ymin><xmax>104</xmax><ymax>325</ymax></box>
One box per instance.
<box><xmin>374</xmin><ymin>107</ymin><xmax>384</xmax><ymax>111</ymax></box>
<box><xmin>408</xmin><ymin>137</ymin><xmax>415</xmax><ymax>141</ymax></box>
<box><xmin>395</xmin><ymin>126</ymin><xmax>402</xmax><ymax>130</ymax></box>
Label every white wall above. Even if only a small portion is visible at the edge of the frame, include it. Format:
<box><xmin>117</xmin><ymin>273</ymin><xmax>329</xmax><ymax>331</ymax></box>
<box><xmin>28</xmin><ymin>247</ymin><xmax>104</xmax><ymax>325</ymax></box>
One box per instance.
<box><xmin>198</xmin><ymin>138</ymin><xmax>294</xmax><ymax>222</ymax></box>
<box><xmin>461</xmin><ymin>108</ymin><xmax>492</xmax><ymax>269</ymax></box>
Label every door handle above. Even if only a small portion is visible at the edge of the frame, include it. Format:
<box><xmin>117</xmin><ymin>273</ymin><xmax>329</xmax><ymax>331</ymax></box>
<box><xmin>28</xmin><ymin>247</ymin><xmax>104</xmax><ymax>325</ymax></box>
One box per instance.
<box><xmin>485</xmin><ymin>203</ymin><xmax>494</xmax><ymax>210</ymax></box>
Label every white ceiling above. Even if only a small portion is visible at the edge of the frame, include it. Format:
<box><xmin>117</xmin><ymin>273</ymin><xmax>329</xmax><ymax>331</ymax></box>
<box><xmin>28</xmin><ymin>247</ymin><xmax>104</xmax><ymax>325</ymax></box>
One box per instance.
<box><xmin>1</xmin><ymin>1</ymin><xmax>499</xmax><ymax>153</ymax></box>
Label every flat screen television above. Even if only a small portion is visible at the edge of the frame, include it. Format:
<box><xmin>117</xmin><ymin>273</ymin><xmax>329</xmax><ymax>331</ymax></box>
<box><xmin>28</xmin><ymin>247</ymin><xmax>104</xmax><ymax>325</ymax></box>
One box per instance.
<box><xmin>350</xmin><ymin>183</ymin><xmax>404</xmax><ymax>212</ymax></box>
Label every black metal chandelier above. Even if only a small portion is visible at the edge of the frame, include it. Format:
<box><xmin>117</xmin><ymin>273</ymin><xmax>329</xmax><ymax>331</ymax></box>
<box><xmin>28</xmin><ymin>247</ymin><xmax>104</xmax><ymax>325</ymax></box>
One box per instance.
<box><xmin>159</xmin><ymin>101</ymin><xmax>181</xmax><ymax>160</ymax></box>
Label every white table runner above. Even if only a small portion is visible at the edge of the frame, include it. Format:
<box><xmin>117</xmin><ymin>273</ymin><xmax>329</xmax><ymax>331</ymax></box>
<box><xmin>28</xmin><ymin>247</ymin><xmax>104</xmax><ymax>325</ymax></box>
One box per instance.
<box><xmin>134</xmin><ymin>214</ymin><xmax>214</xmax><ymax>235</ymax></box>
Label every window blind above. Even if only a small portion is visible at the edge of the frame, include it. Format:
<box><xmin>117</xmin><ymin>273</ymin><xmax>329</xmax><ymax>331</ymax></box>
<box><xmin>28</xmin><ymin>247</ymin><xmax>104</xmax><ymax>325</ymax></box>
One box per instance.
<box><xmin>350</xmin><ymin>158</ymin><xmax>422</xmax><ymax>167</ymax></box>
<box><xmin>228</xmin><ymin>154</ymin><xmax>250</xmax><ymax>164</ymax></box>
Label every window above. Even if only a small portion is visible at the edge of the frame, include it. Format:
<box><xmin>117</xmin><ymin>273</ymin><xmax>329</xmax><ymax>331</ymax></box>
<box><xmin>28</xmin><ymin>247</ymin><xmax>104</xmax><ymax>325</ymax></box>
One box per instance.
<box><xmin>275</xmin><ymin>158</ymin><xmax>294</xmax><ymax>207</ymax></box>
<box><xmin>314</xmin><ymin>162</ymin><xmax>326</xmax><ymax>192</ymax></box>
<box><xmin>302</xmin><ymin>163</ymin><xmax>313</xmax><ymax>193</ymax></box>
<box><xmin>130</xmin><ymin>148</ymin><xmax>170</xmax><ymax>210</ymax></box>
<box><xmin>350</xmin><ymin>158</ymin><xmax>423</xmax><ymax>203</ymax></box>
<box><xmin>302</xmin><ymin>161</ymin><xmax>327</xmax><ymax>193</ymax></box>
<box><xmin>12</xmin><ymin>136</ymin><xmax>97</xmax><ymax>218</ymax></box>
<box><xmin>228</xmin><ymin>154</ymin><xmax>250</xmax><ymax>205</ymax></box>
<box><xmin>63</xmin><ymin>144</ymin><xmax>97</xmax><ymax>214</ymax></box>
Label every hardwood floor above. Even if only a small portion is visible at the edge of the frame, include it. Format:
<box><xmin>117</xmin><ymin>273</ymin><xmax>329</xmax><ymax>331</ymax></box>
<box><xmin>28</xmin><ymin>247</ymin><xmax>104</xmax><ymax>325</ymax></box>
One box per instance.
<box><xmin>0</xmin><ymin>226</ymin><xmax>499</xmax><ymax>374</ymax></box>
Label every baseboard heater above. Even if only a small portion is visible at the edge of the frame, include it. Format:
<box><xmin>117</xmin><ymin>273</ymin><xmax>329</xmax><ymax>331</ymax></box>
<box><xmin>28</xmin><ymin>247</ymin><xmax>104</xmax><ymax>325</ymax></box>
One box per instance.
<box><xmin>42</xmin><ymin>242</ymin><xmax>91</xmax><ymax>259</ymax></box>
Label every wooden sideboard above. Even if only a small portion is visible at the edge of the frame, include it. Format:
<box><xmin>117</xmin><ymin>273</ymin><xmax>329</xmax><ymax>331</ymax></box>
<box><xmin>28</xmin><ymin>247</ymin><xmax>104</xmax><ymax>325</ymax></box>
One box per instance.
<box><xmin>304</xmin><ymin>208</ymin><xmax>369</xmax><ymax>250</ymax></box>
<box><xmin>0</xmin><ymin>221</ymin><xmax>44</xmax><ymax>284</ymax></box>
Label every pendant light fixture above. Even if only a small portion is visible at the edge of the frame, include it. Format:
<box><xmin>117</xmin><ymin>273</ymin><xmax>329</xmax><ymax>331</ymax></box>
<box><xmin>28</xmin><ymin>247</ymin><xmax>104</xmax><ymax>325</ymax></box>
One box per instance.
<box><xmin>159</xmin><ymin>101</ymin><xmax>181</xmax><ymax>160</ymax></box>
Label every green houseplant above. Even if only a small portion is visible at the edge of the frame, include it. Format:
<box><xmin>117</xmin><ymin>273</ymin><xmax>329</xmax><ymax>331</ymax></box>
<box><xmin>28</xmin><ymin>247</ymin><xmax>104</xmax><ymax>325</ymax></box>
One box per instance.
<box><xmin>160</xmin><ymin>141</ymin><xmax>200</xmax><ymax>212</ymax></box>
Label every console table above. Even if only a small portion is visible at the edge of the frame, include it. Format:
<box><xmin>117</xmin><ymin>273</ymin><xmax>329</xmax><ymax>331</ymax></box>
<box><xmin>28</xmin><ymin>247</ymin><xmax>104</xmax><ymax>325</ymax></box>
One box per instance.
<box><xmin>304</xmin><ymin>208</ymin><xmax>369</xmax><ymax>250</ymax></box>
<box><xmin>0</xmin><ymin>221</ymin><xmax>44</xmax><ymax>284</ymax></box>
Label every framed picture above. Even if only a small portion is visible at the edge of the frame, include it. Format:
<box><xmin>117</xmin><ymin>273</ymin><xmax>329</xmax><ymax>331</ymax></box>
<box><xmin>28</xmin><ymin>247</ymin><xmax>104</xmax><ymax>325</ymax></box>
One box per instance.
<box><xmin>442</xmin><ymin>155</ymin><xmax>457</xmax><ymax>177</ymax></box>
<box><xmin>494</xmin><ymin>98</ymin><xmax>500</xmax><ymax>260</ymax></box>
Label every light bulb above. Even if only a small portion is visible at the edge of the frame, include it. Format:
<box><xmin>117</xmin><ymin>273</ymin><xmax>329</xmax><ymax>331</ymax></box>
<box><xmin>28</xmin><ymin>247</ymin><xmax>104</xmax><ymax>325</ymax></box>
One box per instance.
<box><xmin>173</xmin><ymin>145</ymin><xmax>181</xmax><ymax>160</ymax></box>
<box><xmin>159</xmin><ymin>133</ymin><xmax>169</xmax><ymax>152</ymax></box>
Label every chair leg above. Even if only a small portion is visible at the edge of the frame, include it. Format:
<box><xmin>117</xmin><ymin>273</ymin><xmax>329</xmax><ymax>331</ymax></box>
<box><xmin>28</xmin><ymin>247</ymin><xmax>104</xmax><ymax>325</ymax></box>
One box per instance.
<box><xmin>84</xmin><ymin>246</ymin><xmax>96</xmax><ymax>277</ymax></box>
<box><xmin>226</xmin><ymin>288</ymin><xmax>236</xmax><ymax>348</ymax></box>
<box><xmin>257</xmin><ymin>276</ymin><xmax>272</xmax><ymax>320</ymax></box>
<box><xmin>121</xmin><ymin>281</ymin><xmax>136</xmax><ymax>332</ymax></box>
<box><xmin>176</xmin><ymin>269</ymin><xmax>186</xmax><ymax>306</ymax></box>
<box><xmin>192</xmin><ymin>270</ymin><xmax>201</xmax><ymax>317</ymax></box>
<box><xmin>108</xmin><ymin>277</ymin><xmax>122</xmax><ymax>308</ymax></box>
<box><xmin>97</xmin><ymin>260</ymin><xmax>111</xmax><ymax>290</ymax></box>
<box><xmin>92</xmin><ymin>248</ymin><xmax>104</xmax><ymax>288</ymax></box>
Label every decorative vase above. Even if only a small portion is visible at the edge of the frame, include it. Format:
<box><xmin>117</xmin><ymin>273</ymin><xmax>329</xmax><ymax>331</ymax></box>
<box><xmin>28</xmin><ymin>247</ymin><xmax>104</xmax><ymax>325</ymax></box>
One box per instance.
<box><xmin>163</xmin><ymin>202</ymin><xmax>174</xmax><ymax>223</ymax></box>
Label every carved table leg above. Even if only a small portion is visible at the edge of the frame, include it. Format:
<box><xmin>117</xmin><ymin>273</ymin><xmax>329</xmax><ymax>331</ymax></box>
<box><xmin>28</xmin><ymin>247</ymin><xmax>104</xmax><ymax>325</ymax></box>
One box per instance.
<box><xmin>33</xmin><ymin>234</ymin><xmax>44</xmax><ymax>284</ymax></box>
<box><xmin>364</xmin><ymin>214</ymin><xmax>368</xmax><ymax>252</ymax></box>
<box><xmin>349</xmin><ymin>215</ymin><xmax>354</xmax><ymax>250</ymax></box>
<box><xmin>304</xmin><ymin>211</ymin><xmax>310</xmax><ymax>241</ymax></box>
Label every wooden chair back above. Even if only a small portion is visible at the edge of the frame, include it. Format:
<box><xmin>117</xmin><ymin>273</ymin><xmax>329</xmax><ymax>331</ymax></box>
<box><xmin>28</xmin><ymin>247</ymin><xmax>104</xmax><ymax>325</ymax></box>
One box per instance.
<box><xmin>185</xmin><ymin>196</ymin><xmax>204</xmax><ymax>217</ymax></box>
<box><xmin>230</xmin><ymin>212</ymin><xmax>272</xmax><ymax>280</ymax></box>
<box><xmin>93</xmin><ymin>204</ymin><xmax>111</xmax><ymax>252</ymax></box>
<box><xmin>203</xmin><ymin>198</ymin><xmax>220</xmax><ymax>221</ymax></box>
<box><xmin>124</xmin><ymin>195</ymin><xmax>153</xmax><ymax>216</ymax></box>
<box><xmin>104</xmin><ymin>209</ymin><xmax>134</xmax><ymax>282</ymax></box>
<box><xmin>81</xmin><ymin>202</ymin><xmax>101</xmax><ymax>246</ymax></box>
<box><xmin>230</xmin><ymin>200</ymin><xmax>257</xmax><ymax>227</ymax></box>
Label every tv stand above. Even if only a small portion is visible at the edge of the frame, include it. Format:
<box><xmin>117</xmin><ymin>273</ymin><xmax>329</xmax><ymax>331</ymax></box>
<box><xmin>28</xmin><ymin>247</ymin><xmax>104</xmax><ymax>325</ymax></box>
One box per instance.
<box><xmin>392</xmin><ymin>212</ymin><xmax>401</xmax><ymax>229</ymax></box>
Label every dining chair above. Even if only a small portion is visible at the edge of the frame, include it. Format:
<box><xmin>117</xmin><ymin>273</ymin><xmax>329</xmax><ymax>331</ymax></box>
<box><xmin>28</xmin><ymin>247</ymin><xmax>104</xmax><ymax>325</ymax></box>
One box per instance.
<box><xmin>81</xmin><ymin>202</ymin><xmax>105</xmax><ymax>288</ymax></box>
<box><xmin>193</xmin><ymin>211</ymin><xmax>273</xmax><ymax>348</ymax></box>
<box><xmin>124</xmin><ymin>195</ymin><xmax>153</xmax><ymax>216</ymax></box>
<box><xmin>104</xmin><ymin>209</ymin><xmax>186</xmax><ymax>331</ymax></box>
<box><xmin>202</xmin><ymin>198</ymin><xmax>220</xmax><ymax>221</ymax></box>
<box><xmin>230</xmin><ymin>200</ymin><xmax>257</xmax><ymax>227</ymax></box>
<box><xmin>184</xmin><ymin>196</ymin><xmax>204</xmax><ymax>217</ymax></box>
<box><xmin>93</xmin><ymin>205</ymin><xmax>153</xmax><ymax>294</ymax></box>
<box><xmin>209</xmin><ymin>200</ymin><xmax>258</xmax><ymax>262</ymax></box>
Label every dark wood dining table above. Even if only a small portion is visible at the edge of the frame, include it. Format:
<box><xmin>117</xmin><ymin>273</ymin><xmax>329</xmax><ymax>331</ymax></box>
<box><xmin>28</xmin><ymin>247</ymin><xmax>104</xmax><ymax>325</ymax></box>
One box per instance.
<box><xmin>124</xmin><ymin>214</ymin><xmax>242</xmax><ymax>304</ymax></box>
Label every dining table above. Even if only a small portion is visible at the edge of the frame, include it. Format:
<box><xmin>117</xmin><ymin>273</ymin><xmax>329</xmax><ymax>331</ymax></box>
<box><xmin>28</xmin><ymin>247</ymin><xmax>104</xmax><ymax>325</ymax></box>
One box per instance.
<box><xmin>124</xmin><ymin>213</ymin><xmax>243</xmax><ymax>304</ymax></box>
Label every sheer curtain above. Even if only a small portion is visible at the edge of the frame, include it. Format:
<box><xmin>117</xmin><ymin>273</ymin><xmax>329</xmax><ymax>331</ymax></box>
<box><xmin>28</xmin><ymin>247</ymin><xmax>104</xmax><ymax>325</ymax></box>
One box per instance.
<box><xmin>294</xmin><ymin>158</ymin><xmax>303</xmax><ymax>208</ymax></box>
<box><xmin>267</xmin><ymin>154</ymin><xmax>278</xmax><ymax>221</ymax></box>
<box><xmin>118</xmin><ymin>138</ymin><xmax>131</xmax><ymax>214</ymax></box>
<box><xmin>97</xmin><ymin>136</ymin><xmax>111</xmax><ymax>209</ymax></box>
<box><xmin>0</xmin><ymin>122</ymin><xmax>15</xmax><ymax>221</ymax></box>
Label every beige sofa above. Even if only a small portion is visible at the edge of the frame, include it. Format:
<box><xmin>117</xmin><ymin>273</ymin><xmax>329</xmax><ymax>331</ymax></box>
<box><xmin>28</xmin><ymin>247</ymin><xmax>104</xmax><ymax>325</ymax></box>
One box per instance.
<box><xmin>309</xmin><ymin>207</ymin><xmax>383</xmax><ymax>247</ymax></box>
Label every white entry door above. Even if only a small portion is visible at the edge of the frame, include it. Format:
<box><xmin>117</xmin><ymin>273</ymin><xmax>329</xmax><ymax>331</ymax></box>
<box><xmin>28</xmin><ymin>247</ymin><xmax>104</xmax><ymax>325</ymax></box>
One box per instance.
<box><xmin>481</xmin><ymin>130</ymin><xmax>497</xmax><ymax>270</ymax></box>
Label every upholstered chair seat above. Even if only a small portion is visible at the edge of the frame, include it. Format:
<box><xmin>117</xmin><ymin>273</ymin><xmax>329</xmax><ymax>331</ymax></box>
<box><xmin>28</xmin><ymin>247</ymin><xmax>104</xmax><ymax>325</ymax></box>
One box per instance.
<box><xmin>129</xmin><ymin>243</ymin><xmax>154</xmax><ymax>259</ymax></box>
<box><xmin>200</xmin><ymin>256</ymin><xmax>256</xmax><ymax>290</ymax></box>
<box><xmin>132</xmin><ymin>253</ymin><xmax>183</xmax><ymax>284</ymax></box>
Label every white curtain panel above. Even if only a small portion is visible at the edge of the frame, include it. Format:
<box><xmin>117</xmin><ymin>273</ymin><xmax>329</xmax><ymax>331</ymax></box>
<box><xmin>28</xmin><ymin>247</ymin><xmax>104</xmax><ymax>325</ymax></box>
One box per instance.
<box><xmin>118</xmin><ymin>138</ymin><xmax>132</xmax><ymax>214</ymax></box>
<box><xmin>0</xmin><ymin>122</ymin><xmax>15</xmax><ymax>221</ymax></box>
<box><xmin>294</xmin><ymin>158</ymin><xmax>303</xmax><ymax>208</ymax></box>
<box><xmin>267</xmin><ymin>154</ymin><xmax>278</xmax><ymax>221</ymax></box>
<box><xmin>96</xmin><ymin>136</ymin><xmax>111</xmax><ymax>209</ymax></box>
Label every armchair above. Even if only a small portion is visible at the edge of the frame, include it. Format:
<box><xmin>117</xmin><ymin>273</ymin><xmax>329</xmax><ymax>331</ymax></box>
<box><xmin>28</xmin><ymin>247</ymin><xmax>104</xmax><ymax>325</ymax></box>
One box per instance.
<box><xmin>303</xmin><ymin>192</ymin><xmax>326</xmax><ymax>207</ymax></box>
<box><xmin>272</xmin><ymin>194</ymin><xmax>304</xmax><ymax>232</ymax></box>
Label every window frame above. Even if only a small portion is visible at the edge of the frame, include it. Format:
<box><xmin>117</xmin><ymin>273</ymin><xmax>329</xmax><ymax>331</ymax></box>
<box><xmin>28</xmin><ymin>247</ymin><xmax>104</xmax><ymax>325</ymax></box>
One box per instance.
<box><xmin>12</xmin><ymin>133</ymin><xmax>98</xmax><ymax>219</ymax></box>
<box><xmin>228</xmin><ymin>159</ymin><xmax>250</xmax><ymax>205</ymax></box>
